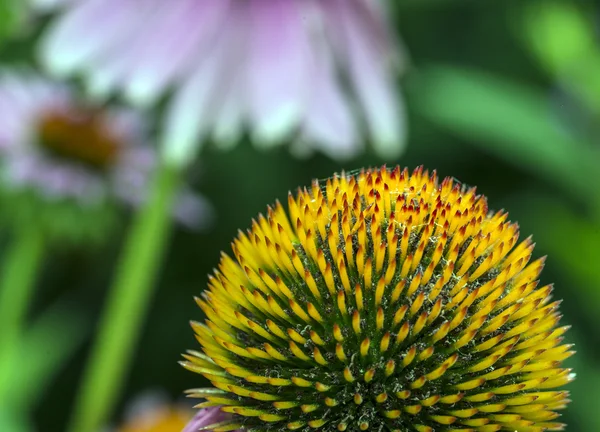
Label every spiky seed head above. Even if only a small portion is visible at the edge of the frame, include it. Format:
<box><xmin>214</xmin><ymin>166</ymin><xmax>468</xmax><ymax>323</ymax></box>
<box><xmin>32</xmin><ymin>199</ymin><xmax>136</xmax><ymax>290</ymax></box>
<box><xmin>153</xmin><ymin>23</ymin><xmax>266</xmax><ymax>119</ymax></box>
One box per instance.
<box><xmin>182</xmin><ymin>166</ymin><xmax>574</xmax><ymax>432</ymax></box>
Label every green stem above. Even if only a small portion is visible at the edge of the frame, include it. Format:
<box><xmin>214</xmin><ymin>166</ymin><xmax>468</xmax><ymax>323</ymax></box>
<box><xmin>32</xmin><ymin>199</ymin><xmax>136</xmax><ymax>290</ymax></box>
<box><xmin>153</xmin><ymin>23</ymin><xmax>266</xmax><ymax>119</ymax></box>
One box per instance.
<box><xmin>67</xmin><ymin>163</ymin><xmax>180</xmax><ymax>432</ymax></box>
<box><xmin>0</xmin><ymin>224</ymin><xmax>45</xmax><ymax>401</ymax></box>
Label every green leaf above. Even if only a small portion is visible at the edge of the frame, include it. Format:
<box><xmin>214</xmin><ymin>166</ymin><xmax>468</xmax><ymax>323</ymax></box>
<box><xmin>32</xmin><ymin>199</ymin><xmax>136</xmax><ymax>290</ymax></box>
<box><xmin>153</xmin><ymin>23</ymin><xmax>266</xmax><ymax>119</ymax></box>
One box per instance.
<box><xmin>521</xmin><ymin>1</ymin><xmax>595</xmax><ymax>72</ymax></box>
<box><xmin>410</xmin><ymin>65</ymin><xmax>600</xmax><ymax>204</ymax></box>
<box><xmin>519</xmin><ymin>1</ymin><xmax>600</xmax><ymax>116</ymax></box>
<box><xmin>8</xmin><ymin>302</ymin><xmax>90</xmax><ymax>411</ymax></box>
<box><xmin>0</xmin><ymin>0</ymin><xmax>26</xmax><ymax>46</ymax></box>
<box><xmin>0</xmin><ymin>409</ymin><xmax>32</xmax><ymax>432</ymax></box>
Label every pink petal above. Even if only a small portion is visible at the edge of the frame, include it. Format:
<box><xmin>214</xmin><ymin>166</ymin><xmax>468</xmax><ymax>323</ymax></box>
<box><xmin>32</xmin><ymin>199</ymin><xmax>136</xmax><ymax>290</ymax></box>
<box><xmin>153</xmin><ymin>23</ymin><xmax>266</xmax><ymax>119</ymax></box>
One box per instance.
<box><xmin>247</xmin><ymin>0</ymin><xmax>311</xmax><ymax>144</ymax></box>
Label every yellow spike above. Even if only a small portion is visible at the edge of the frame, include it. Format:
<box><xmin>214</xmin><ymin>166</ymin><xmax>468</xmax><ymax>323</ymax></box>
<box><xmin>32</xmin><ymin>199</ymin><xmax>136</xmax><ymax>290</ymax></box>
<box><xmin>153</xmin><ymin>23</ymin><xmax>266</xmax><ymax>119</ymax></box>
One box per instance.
<box><xmin>413</xmin><ymin>311</ymin><xmax>428</xmax><ymax>336</ymax></box>
<box><xmin>308</xmin><ymin>419</ymin><xmax>328</xmax><ymax>428</ymax></box>
<box><xmin>287</xmin><ymin>328</ymin><xmax>306</xmax><ymax>344</ymax></box>
<box><xmin>379</xmin><ymin>332</ymin><xmax>390</xmax><ymax>353</ymax></box>
<box><xmin>376</xmin><ymin>307</ymin><xmax>385</xmax><ymax>331</ymax></box>
<box><xmin>384</xmin><ymin>257</ymin><xmax>397</xmax><ymax>284</ymax></box>
<box><xmin>396</xmin><ymin>389</ymin><xmax>411</xmax><ymax>400</ymax></box>
<box><xmin>338</xmin><ymin>257</ymin><xmax>352</xmax><ymax>295</ymax></box>
<box><xmin>306</xmin><ymin>303</ymin><xmax>323</xmax><ymax>323</ymax></box>
<box><xmin>385</xmin><ymin>360</ymin><xmax>396</xmax><ymax>377</ymax></box>
<box><xmin>313</xmin><ymin>347</ymin><xmax>328</xmax><ymax>366</ymax></box>
<box><xmin>418</xmin><ymin>346</ymin><xmax>435</xmax><ymax>362</ymax></box>
<box><xmin>404</xmin><ymin>405</ymin><xmax>422</xmax><ymax>415</ymax></box>
<box><xmin>410</xmin><ymin>292</ymin><xmax>426</xmax><ymax>317</ymax></box>
<box><xmin>360</xmin><ymin>338</ymin><xmax>371</xmax><ymax>357</ymax></box>
<box><xmin>402</xmin><ymin>346</ymin><xmax>417</xmax><ymax>367</ymax></box>
<box><xmin>400</xmin><ymin>254</ymin><xmax>414</xmax><ymax>279</ymax></box>
<box><xmin>376</xmin><ymin>393</ymin><xmax>388</xmax><ymax>403</ymax></box>
<box><xmin>304</xmin><ymin>270</ymin><xmax>321</xmax><ymax>300</ymax></box>
<box><xmin>411</xmin><ymin>237</ymin><xmax>427</xmax><ymax>272</ymax></box>
<box><xmin>364</xmin><ymin>368</ymin><xmax>376</xmax><ymax>383</ymax></box>
<box><xmin>395</xmin><ymin>321</ymin><xmax>410</xmax><ymax>345</ymax></box>
<box><xmin>290</xmin><ymin>376</ymin><xmax>312</xmax><ymax>387</ymax></box>
<box><xmin>336</xmin><ymin>343</ymin><xmax>347</xmax><ymax>362</ymax></box>
<box><xmin>375</xmin><ymin>241</ymin><xmax>386</xmax><ymax>273</ymax></box>
<box><xmin>323</xmin><ymin>262</ymin><xmax>336</xmax><ymax>296</ymax></box>
<box><xmin>337</xmin><ymin>291</ymin><xmax>348</xmax><ymax>317</ymax></box>
<box><xmin>325</xmin><ymin>398</ymin><xmax>338</xmax><ymax>407</ymax></box>
<box><xmin>430</xmin><ymin>415</ymin><xmax>457</xmax><ymax>425</ymax></box>
<box><xmin>355</xmin><ymin>283</ymin><xmax>364</xmax><ymax>312</ymax></box>
<box><xmin>265</xmin><ymin>319</ymin><xmax>287</xmax><ymax>340</ymax></box>
<box><xmin>263</xmin><ymin>343</ymin><xmax>288</xmax><ymax>362</ymax></box>
<box><xmin>364</xmin><ymin>258</ymin><xmax>373</xmax><ymax>289</ymax></box>
<box><xmin>375</xmin><ymin>278</ymin><xmax>386</xmax><ymax>307</ymax></box>
<box><xmin>309</xmin><ymin>330</ymin><xmax>325</xmax><ymax>346</ymax></box>
<box><xmin>273</xmin><ymin>401</ymin><xmax>299</xmax><ymax>410</ymax></box>
<box><xmin>352</xmin><ymin>310</ymin><xmax>362</xmax><ymax>336</ymax></box>
<box><xmin>391</xmin><ymin>280</ymin><xmax>406</xmax><ymax>304</ymax></box>
<box><xmin>355</xmin><ymin>245</ymin><xmax>365</xmax><ymax>273</ymax></box>
<box><xmin>343</xmin><ymin>367</ymin><xmax>354</xmax><ymax>383</ymax></box>
<box><xmin>393</xmin><ymin>305</ymin><xmax>408</xmax><ymax>327</ymax></box>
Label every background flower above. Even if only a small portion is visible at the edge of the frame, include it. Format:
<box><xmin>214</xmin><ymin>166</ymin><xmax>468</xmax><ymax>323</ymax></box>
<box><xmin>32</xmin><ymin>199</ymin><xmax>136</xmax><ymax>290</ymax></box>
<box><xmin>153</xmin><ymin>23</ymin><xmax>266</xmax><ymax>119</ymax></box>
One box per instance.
<box><xmin>37</xmin><ymin>0</ymin><xmax>405</xmax><ymax>163</ymax></box>
<box><xmin>0</xmin><ymin>69</ymin><xmax>210</xmax><ymax>240</ymax></box>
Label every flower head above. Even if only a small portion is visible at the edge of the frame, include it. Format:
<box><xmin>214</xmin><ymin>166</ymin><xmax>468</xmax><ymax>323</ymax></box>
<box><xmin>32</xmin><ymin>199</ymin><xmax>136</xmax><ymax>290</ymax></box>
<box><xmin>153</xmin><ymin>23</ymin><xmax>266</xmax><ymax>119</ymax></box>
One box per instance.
<box><xmin>38</xmin><ymin>0</ymin><xmax>405</xmax><ymax>164</ymax></box>
<box><xmin>0</xmin><ymin>69</ymin><xmax>207</xmax><ymax>240</ymax></box>
<box><xmin>183</xmin><ymin>166</ymin><xmax>573</xmax><ymax>432</ymax></box>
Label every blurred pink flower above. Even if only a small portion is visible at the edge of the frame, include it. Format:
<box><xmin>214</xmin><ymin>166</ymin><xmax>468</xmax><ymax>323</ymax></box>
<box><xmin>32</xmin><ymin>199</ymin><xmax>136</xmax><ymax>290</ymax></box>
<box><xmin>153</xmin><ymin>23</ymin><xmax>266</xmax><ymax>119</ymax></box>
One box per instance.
<box><xmin>0</xmin><ymin>69</ymin><xmax>209</xmax><ymax>228</ymax></box>
<box><xmin>38</xmin><ymin>0</ymin><xmax>406</xmax><ymax>162</ymax></box>
<box><xmin>182</xmin><ymin>407</ymin><xmax>238</xmax><ymax>432</ymax></box>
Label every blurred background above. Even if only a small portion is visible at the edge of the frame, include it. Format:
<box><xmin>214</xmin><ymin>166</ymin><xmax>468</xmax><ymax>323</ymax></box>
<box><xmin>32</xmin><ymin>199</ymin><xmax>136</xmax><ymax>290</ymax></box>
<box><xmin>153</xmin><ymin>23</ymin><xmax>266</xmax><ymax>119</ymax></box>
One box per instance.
<box><xmin>0</xmin><ymin>0</ymin><xmax>599</xmax><ymax>431</ymax></box>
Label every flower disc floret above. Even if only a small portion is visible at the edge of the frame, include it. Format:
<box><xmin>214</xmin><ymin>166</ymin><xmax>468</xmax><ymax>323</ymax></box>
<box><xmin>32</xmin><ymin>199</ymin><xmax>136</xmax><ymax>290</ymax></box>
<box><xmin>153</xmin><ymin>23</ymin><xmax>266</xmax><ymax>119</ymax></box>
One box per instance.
<box><xmin>183</xmin><ymin>166</ymin><xmax>573</xmax><ymax>432</ymax></box>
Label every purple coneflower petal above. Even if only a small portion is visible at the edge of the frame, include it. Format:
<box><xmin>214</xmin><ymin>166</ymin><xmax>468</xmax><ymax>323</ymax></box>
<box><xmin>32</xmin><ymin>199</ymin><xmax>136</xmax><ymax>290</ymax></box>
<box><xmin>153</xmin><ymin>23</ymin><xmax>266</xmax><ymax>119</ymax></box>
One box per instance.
<box><xmin>247</xmin><ymin>0</ymin><xmax>310</xmax><ymax>144</ymax></box>
<box><xmin>40</xmin><ymin>0</ymin><xmax>406</xmax><ymax>161</ymax></box>
<box><xmin>182</xmin><ymin>407</ymin><xmax>237</xmax><ymax>432</ymax></box>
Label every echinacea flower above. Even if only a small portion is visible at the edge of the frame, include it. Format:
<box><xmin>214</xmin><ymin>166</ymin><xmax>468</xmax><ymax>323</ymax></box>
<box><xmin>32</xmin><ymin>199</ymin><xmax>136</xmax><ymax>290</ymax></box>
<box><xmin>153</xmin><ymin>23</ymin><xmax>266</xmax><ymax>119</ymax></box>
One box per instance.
<box><xmin>37</xmin><ymin>0</ymin><xmax>405</xmax><ymax>164</ymax></box>
<box><xmin>182</xmin><ymin>166</ymin><xmax>573</xmax><ymax>432</ymax></box>
<box><xmin>0</xmin><ymin>69</ymin><xmax>207</xmax><ymax>240</ymax></box>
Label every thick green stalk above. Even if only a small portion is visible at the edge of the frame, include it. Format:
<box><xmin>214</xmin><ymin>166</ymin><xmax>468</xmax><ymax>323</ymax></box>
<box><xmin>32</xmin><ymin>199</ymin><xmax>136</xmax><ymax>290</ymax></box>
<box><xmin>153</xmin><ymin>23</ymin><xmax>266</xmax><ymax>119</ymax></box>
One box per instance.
<box><xmin>67</xmin><ymin>164</ymin><xmax>180</xmax><ymax>432</ymax></box>
<box><xmin>0</xmin><ymin>224</ymin><xmax>45</xmax><ymax>401</ymax></box>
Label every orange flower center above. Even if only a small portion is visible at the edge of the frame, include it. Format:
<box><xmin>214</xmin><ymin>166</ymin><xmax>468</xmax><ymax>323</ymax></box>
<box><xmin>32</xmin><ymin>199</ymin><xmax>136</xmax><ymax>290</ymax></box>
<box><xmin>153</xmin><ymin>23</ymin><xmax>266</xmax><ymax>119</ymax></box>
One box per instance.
<box><xmin>37</xmin><ymin>110</ymin><xmax>121</xmax><ymax>170</ymax></box>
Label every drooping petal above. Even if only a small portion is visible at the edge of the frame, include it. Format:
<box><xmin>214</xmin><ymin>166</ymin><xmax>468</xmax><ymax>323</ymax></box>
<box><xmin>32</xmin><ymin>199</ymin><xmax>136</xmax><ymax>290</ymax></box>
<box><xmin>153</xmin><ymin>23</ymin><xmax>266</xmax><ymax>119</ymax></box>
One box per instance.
<box><xmin>41</xmin><ymin>0</ymin><xmax>140</xmax><ymax>79</ymax></box>
<box><xmin>246</xmin><ymin>0</ymin><xmax>311</xmax><ymax>145</ymax></box>
<box><xmin>162</xmin><ymin>9</ymin><xmax>245</xmax><ymax>165</ymax></box>
<box><xmin>124</xmin><ymin>0</ymin><xmax>231</xmax><ymax>106</ymax></box>
<box><xmin>326</xmin><ymin>0</ymin><xmax>406</xmax><ymax>158</ymax></box>
<box><xmin>38</xmin><ymin>0</ymin><xmax>407</xmax><ymax>162</ymax></box>
<box><xmin>182</xmin><ymin>407</ymin><xmax>236</xmax><ymax>432</ymax></box>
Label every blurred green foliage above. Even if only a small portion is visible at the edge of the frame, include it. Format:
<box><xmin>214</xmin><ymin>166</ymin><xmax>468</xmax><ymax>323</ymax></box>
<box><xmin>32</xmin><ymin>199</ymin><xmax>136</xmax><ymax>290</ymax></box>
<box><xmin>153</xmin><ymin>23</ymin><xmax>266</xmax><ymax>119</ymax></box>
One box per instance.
<box><xmin>0</xmin><ymin>0</ymin><xmax>26</xmax><ymax>47</ymax></box>
<box><xmin>0</xmin><ymin>0</ymin><xmax>598</xmax><ymax>431</ymax></box>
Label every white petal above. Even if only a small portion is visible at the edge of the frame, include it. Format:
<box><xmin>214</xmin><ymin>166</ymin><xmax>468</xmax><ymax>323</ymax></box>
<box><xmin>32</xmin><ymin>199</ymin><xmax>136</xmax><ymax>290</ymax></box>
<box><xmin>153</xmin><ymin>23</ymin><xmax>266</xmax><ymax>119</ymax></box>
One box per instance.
<box><xmin>125</xmin><ymin>0</ymin><xmax>231</xmax><ymax>106</ymax></box>
<box><xmin>161</xmin><ymin>12</ymin><xmax>241</xmax><ymax>167</ymax></box>
<box><xmin>247</xmin><ymin>0</ymin><xmax>310</xmax><ymax>145</ymax></box>
<box><xmin>328</xmin><ymin>0</ymin><xmax>406</xmax><ymax>158</ymax></box>
<box><xmin>40</xmin><ymin>0</ymin><xmax>138</xmax><ymax>78</ymax></box>
<box><xmin>300</xmin><ymin>40</ymin><xmax>359</xmax><ymax>159</ymax></box>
